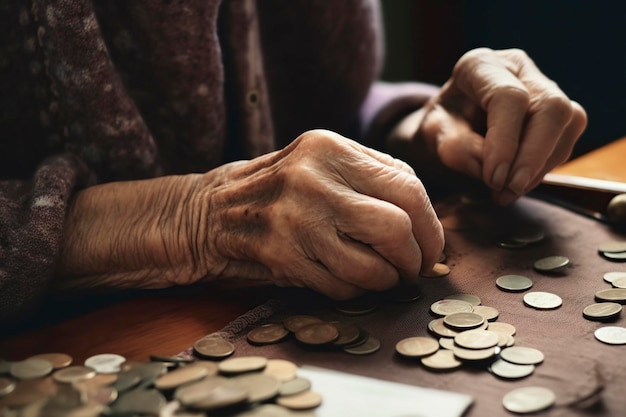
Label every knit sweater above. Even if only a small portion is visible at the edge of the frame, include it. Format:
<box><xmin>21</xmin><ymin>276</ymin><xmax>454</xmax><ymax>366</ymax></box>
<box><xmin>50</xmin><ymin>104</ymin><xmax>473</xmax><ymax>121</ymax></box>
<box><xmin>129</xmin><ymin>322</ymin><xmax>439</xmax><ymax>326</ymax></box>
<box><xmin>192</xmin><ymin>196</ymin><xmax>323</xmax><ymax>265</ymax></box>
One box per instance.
<box><xmin>0</xmin><ymin>0</ymin><xmax>439</xmax><ymax>322</ymax></box>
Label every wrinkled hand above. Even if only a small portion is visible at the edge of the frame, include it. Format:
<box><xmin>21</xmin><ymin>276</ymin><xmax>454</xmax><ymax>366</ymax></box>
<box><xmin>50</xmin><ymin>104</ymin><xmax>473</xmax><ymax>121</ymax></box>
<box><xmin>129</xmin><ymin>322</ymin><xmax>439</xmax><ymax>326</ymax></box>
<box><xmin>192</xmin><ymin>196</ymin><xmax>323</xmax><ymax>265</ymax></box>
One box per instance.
<box><xmin>193</xmin><ymin>130</ymin><xmax>444</xmax><ymax>299</ymax></box>
<box><xmin>417</xmin><ymin>48</ymin><xmax>587</xmax><ymax>205</ymax></box>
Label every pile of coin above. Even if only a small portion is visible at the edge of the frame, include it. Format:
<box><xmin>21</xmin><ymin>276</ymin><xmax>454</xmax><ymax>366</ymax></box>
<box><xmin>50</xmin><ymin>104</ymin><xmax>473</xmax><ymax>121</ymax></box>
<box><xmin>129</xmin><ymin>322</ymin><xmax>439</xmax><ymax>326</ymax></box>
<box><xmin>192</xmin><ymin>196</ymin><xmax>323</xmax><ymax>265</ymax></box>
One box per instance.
<box><xmin>0</xmin><ymin>351</ymin><xmax>320</xmax><ymax>416</ymax></box>
<box><xmin>598</xmin><ymin>239</ymin><xmax>626</xmax><ymax>262</ymax></box>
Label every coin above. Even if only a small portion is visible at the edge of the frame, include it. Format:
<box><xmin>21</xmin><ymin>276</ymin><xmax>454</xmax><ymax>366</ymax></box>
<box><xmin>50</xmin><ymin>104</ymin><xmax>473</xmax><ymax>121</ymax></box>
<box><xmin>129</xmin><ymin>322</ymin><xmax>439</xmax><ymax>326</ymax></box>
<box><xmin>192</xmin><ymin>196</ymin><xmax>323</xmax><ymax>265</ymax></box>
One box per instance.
<box><xmin>276</xmin><ymin>390</ymin><xmax>322</xmax><ymax>410</ymax></box>
<box><xmin>0</xmin><ymin>377</ymin><xmax>15</xmax><ymax>396</ymax></box>
<box><xmin>247</xmin><ymin>323</ymin><xmax>289</xmax><ymax>345</ymax></box>
<box><xmin>612</xmin><ymin>276</ymin><xmax>626</xmax><ymax>288</ymax></box>
<box><xmin>487</xmin><ymin>322</ymin><xmax>517</xmax><ymax>336</ymax></box>
<box><xmin>496</xmin><ymin>237</ymin><xmax>528</xmax><ymax>249</ymax></box>
<box><xmin>395</xmin><ymin>337</ymin><xmax>439</xmax><ymax>358</ymax></box>
<box><xmin>496</xmin><ymin>274</ymin><xmax>533</xmax><ymax>292</ymax></box>
<box><xmin>489</xmin><ymin>359</ymin><xmax>535</xmax><ymax>379</ymax></box>
<box><xmin>420</xmin><ymin>349</ymin><xmax>462</xmax><ymax>370</ymax></box>
<box><xmin>428</xmin><ymin>318</ymin><xmax>460</xmax><ymax>338</ymax></box>
<box><xmin>187</xmin><ymin>360</ymin><xmax>219</xmax><ymax>377</ymax></box>
<box><xmin>603</xmin><ymin>271</ymin><xmax>626</xmax><ymax>283</ymax></box>
<box><xmin>430</xmin><ymin>299</ymin><xmax>474</xmax><ymax>316</ymax></box>
<box><xmin>295</xmin><ymin>323</ymin><xmax>339</xmax><ymax>345</ymax></box>
<box><xmin>595</xmin><ymin>288</ymin><xmax>626</xmax><ymax>303</ymax></box>
<box><xmin>175</xmin><ymin>376</ymin><xmax>232</xmax><ymax>405</ymax></box>
<box><xmin>278</xmin><ymin>377</ymin><xmax>311</xmax><ymax>396</ymax></box>
<box><xmin>454</xmin><ymin>330</ymin><xmax>499</xmax><ymax>350</ymax></box>
<box><xmin>333</xmin><ymin>295</ymin><xmax>378</xmax><ymax>315</ymax></box>
<box><xmin>263</xmin><ymin>359</ymin><xmax>298</xmax><ymax>382</ymax></box>
<box><xmin>84</xmin><ymin>353</ymin><xmax>126</xmax><ymax>374</ymax></box>
<box><xmin>112</xmin><ymin>369</ymin><xmax>142</xmax><ymax>393</ymax></box>
<box><xmin>594</xmin><ymin>326</ymin><xmax>626</xmax><ymax>344</ymax></box>
<box><xmin>27</xmin><ymin>353</ymin><xmax>72</xmax><ymax>369</ymax></box>
<box><xmin>472</xmin><ymin>305</ymin><xmax>500</xmax><ymax>321</ymax></box>
<box><xmin>420</xmin><ymin>263</ymin><xmax>450</xmax><ymax>278</ymax></box>
<box><xmin>502</xmin><ymin>386</ymin><xmax>555</xmax><ymax>414</ymax></box>
<box><xmin>111</xmin><ymin>388</ymin><xmax>167</xmax><ymax>415</ymax></box>
<box><xmin>10</xmin><ymin>358</ymin><xmax>53</xmax><ymax>379</ymax></box>
<box><xmin>385</xmin><ymin>283</ymin><xmax>423</xmax><ymax>302</ymax></box>
<box><xmin>500</xmin><ymin>346</ymin><xmax>545</xmax><ymax>365</ymax></box>
<box><xmin>602</xmin><ymin>251</ymin><xmax>626</xmax><ymax>261</ymax></box>
<box><xmin>443</xmin><ymin>312</ymin><xmax>485</xmax><ymax>330</ymax></box>
<box><xmin>452</xmin><ymin>345</ymin><xmax>498</xmax><ymax>361</ymax></box>
<box><xmin>598</xmin><ymin>240</ymin><xmax>626</xmax><ymax>253</ymax></box>
<box><xmin>53</xmin><ymin>366</ymin><xmax>97</xmax><ymax>384</ymax></box>
<box><xmin>329</xmin><ymin>321</ymin><xmax>361</xmax><ymax>346</ymax></box>
<box><xmin>283</xmin><ymin>315</ymin><xmax>324</xmax><ymax>333</ymax></box>
<box><xmin>154</xmin><ymin>364</ymin><xmax>208</xmax><ymax>390</ymax></box>
<box><xmin>343</xmin><ymin>336</ymin><xmax>381</xmax><ymax>355</ymax></box>
<box><xmin>232</xmin><ymin>373</ymin><xmax>280</xmax><ymax>403</ymax></box>
<box><xmin>187</xmin><ymin>384</ymin><xmax>249</xmax><ymax>411</ymax></box>
<box><xmin>0</xmin><ymin>377</ymin><xmax>57</xmax><ymax>408</ymax></box>
<box><xmin>444</xmin><ymin>293</ymin><xmax>481</xmax><ymax>306</ymax></box>
<box><xmin>533</xmin><ymin>255</ymin><xmax>570</xmax><ymax>272</ymax></box>
<box><xmin>523</xmin><ymin>291</ymin><xmax>563</xmax><ymax>309</ymax></box>
<box><xmin>583</xmin><ymin>302</ymin><xmax>622</xmax><ymax>320</ymax></box>
<box><xmin>509</xmin><ymin>227</ymin><xmax>545</xmax><ymax>244</ymax></box>
<box><xmin>438</xmin><ymin>337</ymin><xmax>455</xmax><ymax>350</ymax></box>
<box><xmin>218</xmin><ymin>356</ymin><xmax>268</xmax><ymax>374</ymax></box>
<box><xmin>193</xmin><ymin>337</ymin><xmax>235</xmax><ymax>359</ymax></box>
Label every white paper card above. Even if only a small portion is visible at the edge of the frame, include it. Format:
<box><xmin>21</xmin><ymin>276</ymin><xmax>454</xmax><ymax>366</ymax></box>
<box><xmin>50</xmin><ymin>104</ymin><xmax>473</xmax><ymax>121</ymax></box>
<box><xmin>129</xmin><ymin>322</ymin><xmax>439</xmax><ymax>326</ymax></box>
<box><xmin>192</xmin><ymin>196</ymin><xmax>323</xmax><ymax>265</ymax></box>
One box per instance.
<box><xmin>298</xmin><ymin>365</ymin><xmax>473</xmax><ymax>417</ymax></box>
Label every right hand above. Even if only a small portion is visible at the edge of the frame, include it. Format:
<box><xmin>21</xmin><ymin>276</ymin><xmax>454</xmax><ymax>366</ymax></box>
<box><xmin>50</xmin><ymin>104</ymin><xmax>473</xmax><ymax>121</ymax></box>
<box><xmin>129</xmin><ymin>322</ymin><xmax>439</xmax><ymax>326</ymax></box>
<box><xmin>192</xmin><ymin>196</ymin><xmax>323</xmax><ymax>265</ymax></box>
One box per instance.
<box><xmin>190</xmin><ymin>129</ymin><xmax>444</xmax><ymax>299</ymax></box>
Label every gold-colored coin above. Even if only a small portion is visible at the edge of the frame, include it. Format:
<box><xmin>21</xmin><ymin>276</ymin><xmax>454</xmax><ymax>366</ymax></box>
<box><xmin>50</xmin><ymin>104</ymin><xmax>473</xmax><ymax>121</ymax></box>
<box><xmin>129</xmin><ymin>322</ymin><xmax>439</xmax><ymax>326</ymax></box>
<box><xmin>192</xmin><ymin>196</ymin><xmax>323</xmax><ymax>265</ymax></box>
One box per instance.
<box><xmin>175</xmin><ymin>376</ymin><xmax>232</xmax><ymax>406</ymax></box>
<box><xmin>443</xmin><ymin>312</ymin><xmax>485</xmax><ymax>330</ymax></box>
<box><xmin>283</xmin><ymin>315</ymin><xmax>324</xmax><ymax>333</ymax></box>
<box><xmin>154</xmin><ymin>364</ymin><xmax>208</xmax><ymax>390</ymax></box>
<box><xmin>232</xmin><ymin>373</ymin><xmax>280</xmax><ymax>403</ymax></box>
<box><xmin>420</xmin><ymin>349</ymin><xmax>462</xmax><ymax>370</ymax></box>
<box><xmin>276</xmin><ymin>390</ymin><xmax>323</xmax><ymax>410</ymax></box>
<box><xmin>454</xmin><ymin>330</ymin><xmax>499</xmax><ymax>350</ymax></box>
<box><xmin>438</xmin><ymin>337</ymin><xmax>455</xmax><ymax>350</ymax></box>
<box><xmin>472</xmin><ymin>305</ymin><xmax>500</xmax><ymax>321</ymax></box>
<box><xmin>444</xmin><ymin>293</ymin><xmax>481</xmax><ymax>306</ymax></box>
<box><xmin>595</xmin><ymin>288</ymin><xmax>626</xmax><ymax>303</ymax></box>
<box><xmin>53</xmin><ymin>366</ymin><xmax>97</xmax><ymax>384</ymax></box>
<box><xmin>420</xmin><ymin>263</ymin><xmax>450</xmax><ymax>278</ymax></box>
<box><xmin>487</xmin><ymin>322</ymin><xmax>517</xmax><ymax>336</ymax></box>
<box><xmin>263</xmin><ymin>359</ymin><xmax>298</xmax><ymax>382</ymax></box>
<box><xmin>295</xmin><ymin>322</ymin><xmax>339</xmax><ymax>345</ymax></box>
<box><xmin>27</xmin><ymin>353</ymin><xmax>72</xmax><ymax>369</ymax></box>
<box><xmin>218</xmin><ymin>356</ymin><xmax>268</xmax><ymax>374</ymax></box>
<box><xmin>612</xmin><ymin>276</ymin><xmax>626</xmax><ymax>288</ymax></box>
<box><xmin>343</xmin><ymin>336</ymin><xmax>381</xmax><ymax>355</ymax></box>
<box><xmin>193</xmin><ymin>337</ymin><xmax>235</xmax><ymax>359</ymax></box>
<box><xmin>395</xmin><ymin>337</ymin><xmax>439</xmax><ymax>358</ymax></box>
<box><xmin>502</xmin><ymin>386</ymin><xmax>555</xmax><ymax>414</ymax></box>
<box><xmin>333</xmin><ymin>295</ymin><xmax>379</xmax><ymax>315</ymax></box>
<box><xmin>329</xmin><ymin>321</ymin><xmax>361</xmax><ymax>346</ymax></box>
<box><xmin>583</xmin><ymin>302</ymin><xmax>622</xmax><ymax>320</ymax></box>
<box><xmin>428</xmin><ymin>318</ymin><xmax>460</xmax><ymax>338</ymax></box>
<box><xmin>0</xmin><ymin>377</ymin><xmax>57</xmax><ymax>408</ymax></box>
<box><xmin>499</xmin><ymin>346</ymin><xmax>545</xmax><ymax>365</ymax></box>
<box><xmin>10</xmin><ymin>358</ymin><xmax>53</xmax><ymax>380</ymax></box>
<box><xmin>187</xmin><ymin>360</ymin><xmax>219</xmax><ymax>377</ymax></box>
<box><xmin>430</xmin><ymin>299</ymin><xmax>474</xmax><ymax>317</ymax></box>
<box><xmin>247</xmin><ymin>323</ymin><xmax>289</xmax><ymax>345</ymax></box>
<box><xmin>452</xmin><ymin>345</ymin><xmax>498</xmax><ymax>361</ymax></box>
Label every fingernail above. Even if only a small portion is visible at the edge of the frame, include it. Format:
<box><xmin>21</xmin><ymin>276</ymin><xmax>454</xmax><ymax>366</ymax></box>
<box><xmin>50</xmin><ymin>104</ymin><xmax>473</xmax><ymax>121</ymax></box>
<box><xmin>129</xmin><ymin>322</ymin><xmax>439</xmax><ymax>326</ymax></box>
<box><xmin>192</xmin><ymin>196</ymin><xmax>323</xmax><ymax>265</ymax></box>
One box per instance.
<box><xmin>466</xmin><ymin>158</ymin><xmax>482</xmax><ymax>179</ymax></box>
<box><xmin>495</xmin><ymin>189</ymin><xmax>518</xmax><ymax>206</ymax></box>
<box><xmin>508</xmin><ymin>167</ymin><xmax>531</xmax><ymax>195</ymax></box>
<box><xmin>491</xmin><ymin>163</ymin><xmax>510</xmax><ymax>191</ymax></box>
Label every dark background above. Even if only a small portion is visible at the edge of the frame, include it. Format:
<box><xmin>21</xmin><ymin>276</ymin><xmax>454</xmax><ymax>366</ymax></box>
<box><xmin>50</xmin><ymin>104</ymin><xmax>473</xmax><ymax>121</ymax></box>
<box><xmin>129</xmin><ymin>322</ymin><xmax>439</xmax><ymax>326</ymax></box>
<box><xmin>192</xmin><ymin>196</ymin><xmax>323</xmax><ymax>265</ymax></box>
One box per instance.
<box><xmin>380</xmin><ymin>0</ymin><xmax>626</xmax><ymax>157</ymax></box>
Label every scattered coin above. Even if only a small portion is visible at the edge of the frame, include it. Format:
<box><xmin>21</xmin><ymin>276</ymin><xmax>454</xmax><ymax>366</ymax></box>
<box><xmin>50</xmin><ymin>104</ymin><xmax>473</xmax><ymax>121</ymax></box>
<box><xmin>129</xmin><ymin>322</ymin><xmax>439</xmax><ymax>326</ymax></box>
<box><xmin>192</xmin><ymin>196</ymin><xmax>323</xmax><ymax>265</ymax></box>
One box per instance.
<box><xmin>444</xmin><ymin>293</ymin><xmax>481</xmax><ymax>306</ymax></box>
<box><xmin>295</xmin><ymin>322</ymin><xmax>339</xmax><ymax>345</ymax></box>
<box><xmin>496</xmin><ymin>275</ymin><xmax>533</xmax><ymax>292</ymax></box>
<box><xmin>489</xmin><ymin>359</ymin><xmax>535</xmax><ymax>379</ymax></box>
<box><xmin>218</xmin><ymin>356</ymin><xmax>268</xmax><ymax>374</ymax></box>
<box><xmin>509</xmin><ymin>227</ymin><xmax>546</xmax><ymax>244</ymax></box>
<box><xmin>523</xmin><ymin>291</ymin><xmax>563</xmax><ymax>310</ymax></box>
<box><xmin>583</xmin><ymin>302</ymin><xmax>623</xmax><ymax>320</ymax></box>
<box><xmin>175</xmin><ymin>376</ymin><xmax>232</xmax><ymax>406</ymax></box>
<box><xmin>111</xmin><ymin>388</ymin><xmax>167</xmax><ymax>415</ymax></box>
<box><xmin>598</xmin><ymin>240</ymin><xmax>626</xmax><ymax>253</ymax></box>
<box><xmin>263</xmin><ymin>359</ymin><xmax>298</xmax><ymax>382</ymax></box>
<box><xmin>395</xmin><ymin>337</ymin><xmax>440</xmax><ymax>358</ymax></box>
<box><xmin>278</xmin><ymin>376</ymin><xmax>312</xmax><ymax>396</ymax></box>
<box><xmin>283</xmin><ymin>316</ymin><xmax>325</xmax><ymax>333</ymax></box>
<box><xmin>330</xmin><ymin>321</ymin><xmax>361</xmax><ymax>346</ymax></box>
<box><xmin>420</xmin><ymin>263</ymin><xmax>450</xmax><ymax>278</ymax></box>
<box><xmin>443</xmin><ymin>312</ymin><xmax>485</xmax><ymax>330</ymax></box>
<box><xmin>10</xmin><ymin>359</ymin><xmax>53</xmax><ymax>380</ymax></box>
<box><xmin>420</xmin><ymin>349</ymin><xmax>462</xmax><ymax>370</ymax></box>
<box><xmin>438</xmin><ymin>337</ymin><xmax>455</xmax><ymax>350</ymax></box>
<box><xmin>193</xmin><ymin>337</ymin><xmax>235</xmax><ymax>359</ymax></box>
<box><xmin>247</xmin><ymin>323</ymin><xmax>289</xmax><ymax>345</ymax></box>
<box><xmin>452</xmin><ymin>345</ymin><xmax>498</xmax><ymax>361</ymax></box>
<box><xmin>430</xmin><ymin>299</ymin><xmax>474</xmax><ymax>316</ymax></box>
<box><xmin>603</xmin><ymin>271</ymin><xmax>626</xmax><ymax>284</ymax></box>
<box><xmin>343</xmin><ymin>336</ymin><xmax>381</xmax><ymax>355</ymax></box>
<box><xmin>84</xmin><ymin>354</ymin><xmax>126</xmax><ymax>374</ymax></box>
<box><xmin>276</xmin><ymin>390</ymin><xmax>323</xmax><ymax>410</ymax></box>
<box><xmin>496</xmin><ymin>237</ymin><xmax>528</xmax><ymax>249</ymax></box>
<box><xmin>595</xmin><ymin>288</ymin><xmax>626</xmax><ymax>303</ymax></box>
<box><xmin>602</xmin><ymin>251</ymin><xmax>626</xmax><ymax>261</ymax></box>
<box><xmin>232</xmin><ymin>373</ymin><xmax>280</xmax><ymax>403</ymax></box>
<box><xmin>428</xmin><ymin>318</ymin><xmax>460</xmax><ymax>338</ymax></box>
<box><xmin>502</xmin><ymin>386</ymin><xmax>555</xmax><ymax>414</ymax></box>
<box><xmin>594</xmin><ymin>326</ymin><xmax>626</xmax><ymax>345</ymax></box>
<box><xmin>487</xmin><ymin>322</ymin><xmax>517</xmax><ymax>336</ymax></box>
<box><xmin>500</xmin><ymin>346</ymin><xmax>545</xmax><ymax>365</ymax></box>
<box><xmin>27</xmin><ymin>353</ymin><xmax>72</xmax><ymax>369</ymax></box>
<box><xmin>333</xmin><ymin>295</ymin><xmax>378</xmax><ymax>315</ymax></box>
<box><xmin>472</xmin><ymin>305</ymin><xmax>500</xmax><ymax>321</ymax></box>
<box><xmin>154</xmin><ymin>364</ymin><xmax>208</xmax><ymax>390</ymax></box>
<box><xmin>612</xmin><ymin>276</ymin><xmax>626</xmax><ymax>288</ymax></box>
<box><xmin>454</xmin><ymin>330</ymin><xmax>499</xmax><ymax>350</ymax></box>
<box><xmin>533</xmin><ymin>255</ymin><xmax>570</xmax><ymax>272</ymax></box>
<box><xmin>53</xmin><ymin>366</ymin><xmax>97</xmax><ymax>384</ymax></box>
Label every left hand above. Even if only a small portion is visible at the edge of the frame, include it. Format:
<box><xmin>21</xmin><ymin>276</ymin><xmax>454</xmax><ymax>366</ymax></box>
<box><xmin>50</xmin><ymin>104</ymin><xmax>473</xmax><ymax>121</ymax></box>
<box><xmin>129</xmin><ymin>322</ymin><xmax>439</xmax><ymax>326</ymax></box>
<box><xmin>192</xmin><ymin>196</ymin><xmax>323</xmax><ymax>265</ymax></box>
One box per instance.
<box><xmin>416</xmin><ymin>47</ymin><xmax>588</xmax><ymax>205</ymax></box>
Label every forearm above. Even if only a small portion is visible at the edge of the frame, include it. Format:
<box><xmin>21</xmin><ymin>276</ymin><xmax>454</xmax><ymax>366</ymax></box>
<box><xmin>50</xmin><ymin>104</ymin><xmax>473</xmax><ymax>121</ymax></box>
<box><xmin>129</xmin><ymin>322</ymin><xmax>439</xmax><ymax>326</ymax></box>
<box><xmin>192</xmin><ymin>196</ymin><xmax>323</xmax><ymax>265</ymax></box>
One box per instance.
<box><xmin>55</xmin><ymin>174</ymin><xmax>205</xmax><ymax>289</ymax></box>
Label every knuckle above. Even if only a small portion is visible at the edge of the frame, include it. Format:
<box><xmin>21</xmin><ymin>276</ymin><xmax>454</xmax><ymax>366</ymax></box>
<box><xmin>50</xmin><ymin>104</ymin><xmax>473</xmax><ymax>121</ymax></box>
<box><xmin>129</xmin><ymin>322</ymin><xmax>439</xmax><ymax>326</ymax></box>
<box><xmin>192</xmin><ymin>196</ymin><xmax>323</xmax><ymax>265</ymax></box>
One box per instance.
<box><xmin>539</xmin><ymin>94</ymin><xmax>573</xmax><ymax>124</ymax></box>
<box><xmin>491</xmin><ymin>84</ymin><xmax>530</xmax><ymax>108</ymax></box>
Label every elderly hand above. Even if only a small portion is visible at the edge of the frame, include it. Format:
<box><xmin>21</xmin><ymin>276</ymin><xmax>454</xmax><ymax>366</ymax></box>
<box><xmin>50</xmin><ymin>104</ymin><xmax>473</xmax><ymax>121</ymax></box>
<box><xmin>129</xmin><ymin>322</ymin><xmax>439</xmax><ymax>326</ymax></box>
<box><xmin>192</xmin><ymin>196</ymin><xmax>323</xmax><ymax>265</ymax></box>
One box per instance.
<box><xmin>416</xmin><ymin>48</ymin><xmax>587</xmax><ymax>205</ymax></box>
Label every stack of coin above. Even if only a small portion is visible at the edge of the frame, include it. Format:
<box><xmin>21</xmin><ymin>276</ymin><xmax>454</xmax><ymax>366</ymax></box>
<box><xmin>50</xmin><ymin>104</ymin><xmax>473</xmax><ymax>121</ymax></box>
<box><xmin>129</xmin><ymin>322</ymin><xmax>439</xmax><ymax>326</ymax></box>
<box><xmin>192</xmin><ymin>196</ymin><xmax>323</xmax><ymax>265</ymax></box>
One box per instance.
<box><xmin>598</xmin><ymin>240</ymin><xmax>626</xmax><ymax>262</ymax></box>
<box><xmin>0</xmin><ymin>350</ymin><xmax>321</xmax><ymax>416</ymax></box>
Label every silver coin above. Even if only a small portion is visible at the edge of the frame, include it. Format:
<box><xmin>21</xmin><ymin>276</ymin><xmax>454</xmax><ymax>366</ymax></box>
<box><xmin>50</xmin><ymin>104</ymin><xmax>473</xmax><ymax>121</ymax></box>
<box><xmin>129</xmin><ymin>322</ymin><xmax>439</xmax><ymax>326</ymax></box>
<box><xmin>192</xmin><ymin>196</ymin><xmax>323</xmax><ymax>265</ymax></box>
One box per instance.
<box><xmin>602</xmin><ymin>251</ymin><xmax>626</xmax><ymax>261</ymax></box>
<box><xmin>438</xmin><ymin>337</ymin><xmax>455</xmax><ymax>350</ymax></box>
<box><xmin>489</xmin><ymin>359</ymin><xmax>535</xmax><ymax>379</ymax></box>
<box><xmin>594</xmin><ymin>326</ymin><xmax>626</xmax><ymax>344</ymax></box>
<box><xmin>533</xmin><ymin>255</ymin><xmax>570</xmax><ymax>272</ymax></box>
<box><xmin>510</xmin><ymin>227</ymin><xmax>545</xmax><ymax>244</ymax></box>
<box><xmin>278</xmin><ymin>377</ymin><xmax>311</xmax><ymax>396</ymax></box>
<box><xmin>343</xmin><ymin>336</ymin><xmax>381</xmax><ymax>355</ymax></box>
<box><xmin>9</xmin><ymin>358</ymin><xmax>53</xmax><ymax>380</ymax></box>
<box><xmin>444</xmin><ymin>293</ymin><xmax>481</xmax><ymax>306</ymax></box>
<box><xmin>612</xmin><ymin>276</ymin><xmax>626</xmax><ymax>289</ymax></box>
<box><xmin>603</xmin><ymin>271</ymin><xmax>626</xmax><ymax>283</ymax></box>
<box><xmin>598</xmin><ymin>240</ymin><xmax>626</xmax><ymax>253</ymax></box>
<box><xmin>428</xmin><ymin>318</ymin><xmax>460</xmax><ymax>338</ymax></box>
<box><xmin>443</xmin><ymin>312</ymin><xmax>485</xmax><ymax>330</ymax></box>
<box><xmin>454</xmin><ymin>330</ymin><xmax>499</xmax><ymax>350</ymax></box>
<box><xmin>471</xmin><ymin>305</ymin><xmax>500</xmax><ymax>321</ymax></box>
<box><xmin>496</xmin><ymin>275</ymin><xmax>533</xmax><ymax>292</ymax></box>
<box><xmin>499</xmin><ymin>346</ymin><xmax>545</xmax><ymax>365</ymax></box>
<box><xmin>595</xmin><ymin>288</ymin><xmax>626</xmax><ymax>303</ymax></box>
<box><xmin>502</xmin><ymin>386</ymin><xmax>555</xmax><ymax>414</ymax></box>
<box><xmin>523</xmin><ymin>291</ymin><xmax>562</xmax><ymax>309</ymax></box>
<box><xmin>583</xmin><ymin>302</ymin><xmax>622</xmax><ymax>320</ymax></box>
<box><xmin>84</xmin><ymin>354</ymin><xmax>126</xmax><ymax>374</ymax></box>
<box><xmin>430</xmin><ymin>299</ymin><xmax>474</xmax><ymax>316</ymax></box>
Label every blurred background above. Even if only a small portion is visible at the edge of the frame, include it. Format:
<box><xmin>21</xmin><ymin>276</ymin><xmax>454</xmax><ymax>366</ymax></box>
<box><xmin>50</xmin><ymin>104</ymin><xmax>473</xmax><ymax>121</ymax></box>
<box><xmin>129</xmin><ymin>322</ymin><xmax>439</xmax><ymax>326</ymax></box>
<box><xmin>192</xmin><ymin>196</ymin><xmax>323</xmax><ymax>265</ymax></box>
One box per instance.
<box><xmin>380</xmin><ymin>0</ymin><xmax>626</xmax><ymax>157</ymax></box>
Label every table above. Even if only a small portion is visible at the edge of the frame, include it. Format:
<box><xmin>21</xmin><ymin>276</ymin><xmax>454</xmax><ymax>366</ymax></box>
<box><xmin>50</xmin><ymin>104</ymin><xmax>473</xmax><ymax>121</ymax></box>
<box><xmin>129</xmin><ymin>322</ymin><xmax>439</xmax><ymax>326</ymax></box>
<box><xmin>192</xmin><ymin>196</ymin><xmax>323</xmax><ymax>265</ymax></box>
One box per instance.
<box><xmin>2</xmin><ymin>137</ymin><xmax>626</xmax><ymax>415</ymax></box>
